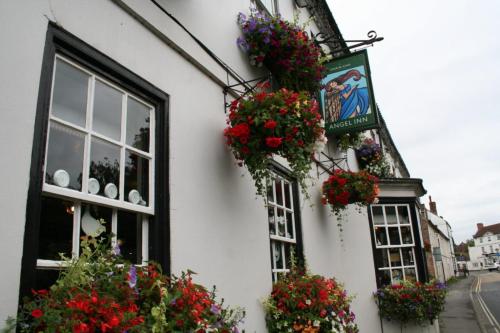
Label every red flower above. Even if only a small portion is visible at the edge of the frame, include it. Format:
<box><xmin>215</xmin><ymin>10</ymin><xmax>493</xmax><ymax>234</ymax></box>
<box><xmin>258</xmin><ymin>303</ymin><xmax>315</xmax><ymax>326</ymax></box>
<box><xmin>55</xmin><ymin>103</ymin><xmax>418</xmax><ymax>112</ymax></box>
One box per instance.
<box><xmin>255</xmin><ymin>91</ymin><xmax>267</xmax><ymax>102</ymax></box>
<box><xmin>73</xmin><ymin>322</ymin><xmax>90</xmax><ymax>333</ymax></box>
<box><xmin>108</xmin><ymin>316</ymin><xmax>120</xmax><ymax>327</ymax></box>
<box><xmin>31</xmin><ymin>309</ymin><xmax>43</xmax><ymax>318</ymax></box>
<box><xmin>227</xmin><ymin>123</ymin><xmax>250</xmax><ymax>138</ymax></box>
<box><xmin>264</xmin><ymin>120</ymin><xmax>277</xmax><ymax>130</ymax></box>
<box><xmin>265</xmin><ymin>137</ymin><xmax>282</xmax><ymax>148</ymax></box>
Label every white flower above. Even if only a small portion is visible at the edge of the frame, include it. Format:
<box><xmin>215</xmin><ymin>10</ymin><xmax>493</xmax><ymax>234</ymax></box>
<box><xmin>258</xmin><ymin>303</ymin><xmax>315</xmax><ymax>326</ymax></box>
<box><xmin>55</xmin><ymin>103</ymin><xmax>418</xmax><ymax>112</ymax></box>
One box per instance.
<box><xmin>313</xmin><ymin>320</ymin><xmax>320</xmax><ymax>327</ymax></box>
<box><xmin>305</xmin><ymin>299</ymin><xmax>311</xmax><ymax>305</ymax></box>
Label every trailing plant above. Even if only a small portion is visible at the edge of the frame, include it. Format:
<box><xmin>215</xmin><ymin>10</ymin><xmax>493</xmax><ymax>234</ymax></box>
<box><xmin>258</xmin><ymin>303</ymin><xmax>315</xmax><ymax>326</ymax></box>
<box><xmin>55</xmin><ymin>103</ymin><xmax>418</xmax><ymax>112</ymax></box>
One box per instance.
<box><xmin>8</xmin><ymin>236</ymin><xmax>244</xmax><ymax>332</ymax></box>
<box><xmin>336</xmin><ymin>132</ymin><xmax>363</xmax><ymax>151</ymax></box>
<box><xmin>237</xmin><ymin>11</ymin><xmax>325</xmax><ymax>93</ymax></box>
<box><xmin>321</xmin><ymin>169</ymin><xmax>379</xmax><ymax>215</ymax></box>
<box><xmin>224</xmin><ymin>83</ymin><xmax>327</xmax><ymax>198</ymax></box>
<box><xmin>355</xmin><ymin>138</ymin><xmax>391</xmax><ymax>177</ymax></box>
<box><xmin>263</xmin><ymin>268</ymin><xmax>359</xmax><ymax>333</ymax></box>
<box><xmin>374</xmin><ymin>280</ymin><xmax>446</xmax><ymax>326</ymax></box>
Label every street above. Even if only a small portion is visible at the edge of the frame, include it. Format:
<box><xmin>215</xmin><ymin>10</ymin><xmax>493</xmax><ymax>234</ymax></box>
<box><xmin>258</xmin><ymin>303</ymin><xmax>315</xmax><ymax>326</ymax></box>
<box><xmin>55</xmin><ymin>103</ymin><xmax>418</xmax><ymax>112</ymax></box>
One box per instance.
<box><xmin>476</xmin><ymin>271</ymin><xmax>500</xmax><ymax>332</ymax></box>
<box><xmin>440</xmin><ymin>271</ymin><xmax>500</xmax><ymax>333</ymax></box>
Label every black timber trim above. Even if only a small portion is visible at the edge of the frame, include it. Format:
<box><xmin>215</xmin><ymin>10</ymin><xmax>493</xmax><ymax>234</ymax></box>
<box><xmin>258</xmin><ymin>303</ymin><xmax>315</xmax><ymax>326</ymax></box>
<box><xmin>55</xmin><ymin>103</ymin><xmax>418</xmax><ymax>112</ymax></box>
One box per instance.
<box><xmin>19</xmin><ymin>23</ymin><xmax>170</xmax><ymax>303</ymax></box>
<box><xmin>368</xmin><ymin>197</ymin><xmax>428</xmax><ymax>288</ymax></box>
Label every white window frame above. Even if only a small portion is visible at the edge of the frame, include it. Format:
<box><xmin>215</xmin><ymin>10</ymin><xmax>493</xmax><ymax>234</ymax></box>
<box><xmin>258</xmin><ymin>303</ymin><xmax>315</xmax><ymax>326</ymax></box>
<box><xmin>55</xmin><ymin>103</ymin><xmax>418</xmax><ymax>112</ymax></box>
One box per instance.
<box><xmin>267</xmin><ymin>173</ymin><xmax>298</xmax><ymax>281</ymax></box>
<box><xmin>252</xmin><ymin>0</ymin><xmax>279</xmax><ymax>16</ymax></box>
<box><xmin>43</xmin><ymin>55</ymin><xmax>155</xmax><ymax>215</ymax></box>
<box><xmin>38</xmin><ymin>55</ymin><xmax>154</xmax><ymax>268</ymax></box>
<box><xmin>371</xmin><ymin>204</ymin><xmax>419</xmax><ymax>284</ymax></box>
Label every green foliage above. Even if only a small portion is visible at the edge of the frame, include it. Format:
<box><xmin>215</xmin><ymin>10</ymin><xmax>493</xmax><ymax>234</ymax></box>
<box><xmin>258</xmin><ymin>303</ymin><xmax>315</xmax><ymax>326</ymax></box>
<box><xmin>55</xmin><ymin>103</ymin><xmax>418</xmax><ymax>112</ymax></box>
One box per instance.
<box><xmin>263</xmin><ymin>268</ymin><xmax>359</xmax><ymax>333</ymax></box>
<box><xmin>224</xmin><ymin>84</ymin><xmax>327</xmax><ymax>198</ymax></box>
<box><xmin>237</xmin><ymin>11</ymin><xmax>325</xmax><ymax>93</ymax></box>
<box><xmin>336</xmin><ymin>132</ymin><xmax>363</xmax><ymax>151</ymax></box>
<box><xmin>355</xmin><ymin>138</ymin><xmax>391</xmax><ymax>178</ymax></box>
<box><xmin>8</xmin><ymin>237</ymin><xmax>244</xmax><ymax>332</ymax></box>
<box><xmin>321</xmin><ymin>170</ymin><xmax>379</xmax><ymax>216</ymax></box>
<box><xmin>374</xmin><ymin>280</ymin><xmax>447</xmax><ymax>326</ymax></box>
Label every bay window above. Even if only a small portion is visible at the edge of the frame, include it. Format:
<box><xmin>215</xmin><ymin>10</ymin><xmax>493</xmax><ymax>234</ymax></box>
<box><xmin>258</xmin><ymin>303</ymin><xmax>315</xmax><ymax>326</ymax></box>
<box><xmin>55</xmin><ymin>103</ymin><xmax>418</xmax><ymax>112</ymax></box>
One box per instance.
<box><xmin>371</xmin><ymin>204</ymin><xmax>419</xmax><ymax>286</ymax></box>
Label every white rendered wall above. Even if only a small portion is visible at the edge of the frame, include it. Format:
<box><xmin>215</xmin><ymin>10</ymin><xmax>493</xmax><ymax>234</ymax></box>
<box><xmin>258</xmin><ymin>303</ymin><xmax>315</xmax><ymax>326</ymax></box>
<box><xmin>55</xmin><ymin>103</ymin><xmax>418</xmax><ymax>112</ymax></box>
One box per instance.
<box><xmin>0</xmin><ymin>1</ymin><xmax>384</xmax><ymax>332</ymax></box>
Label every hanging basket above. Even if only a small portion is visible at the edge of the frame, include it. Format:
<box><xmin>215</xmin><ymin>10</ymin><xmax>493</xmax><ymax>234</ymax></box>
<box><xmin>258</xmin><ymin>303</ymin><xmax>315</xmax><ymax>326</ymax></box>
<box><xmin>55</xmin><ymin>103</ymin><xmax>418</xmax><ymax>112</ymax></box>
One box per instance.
<box><xmin>237</xmin><ymin>11</ymin><xmax>325</xmax><ymax>93</ymax></box>
<box><xmin>321</xmin><ymin>169</ymin><xmax>379</xmax><ymax>215</ymax></box>
<box><xmin>224</xmin><ymin>83</ymin><xmax>327</xmax><ymax>197</ymax></box>
<box><xmin>263</xmin><ymin>269</ymin><xmax>359</xmax><ymax>333</ymax></box>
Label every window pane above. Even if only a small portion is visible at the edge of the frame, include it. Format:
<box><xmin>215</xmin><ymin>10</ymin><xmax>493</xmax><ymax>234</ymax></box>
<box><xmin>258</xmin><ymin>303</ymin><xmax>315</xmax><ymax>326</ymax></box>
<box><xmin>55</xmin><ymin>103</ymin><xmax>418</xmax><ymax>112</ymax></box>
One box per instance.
<box><xmin>92</xmin><ymin>80</ymin><xmax>123</xmax><ymax>141</ymax></box>
<box><xmin>89</xmin><ymin>137</ymin><xmax>120</xmax><ymax>199</ymax></box>
<box><xmin>80</xmin><ymin>204</ymin><xmax>112</xmax><ymax>241</ymax></box>
<box><xmin>268</xmin><ymin>207</ymin><xmax>276</xmax><ymax>235</ymax></box>
<box><xmin>397</xmin><ymin>206</ymin><xmax>410</xmax><ymax>224</ymax></box>
<box><xmin>35</xmin><ymin>269</ymin><xmax>60</xmax><ymax>290</ymax></box>
<box><xmin>375</xmin><ymin>226</ymin><xmax>388</xmax><ymax>246</ymax></box>
<box><xmin>286</xmin><ymin>212</ymin><xmax>294</xmax><ymax>239</ymax></box>
<box><xmin>276</xmin><ymin>208</ymin><xmax>285</xmax><ymax>237</ymax></box>
<box><xmin>389</xmin><ymin>248</ymin><xmax>402</xmax><ymax>267</ymax></box>
<box><xmin>284</xmin><ymin>182</ymin><xmax>291</xmax><ymax>208</ymax></box>
<box><xmin>401</xmin><ymin>226</ymin><xmax>413</xmax><ymax>244</ymax></box>
<box><xmin>372</xmin><ymin>206</ymin><xmax>384</xmax><ymax>225</ymax></box>
<box><xmin>375</xmin><ymin>249</ymin><xmax>389</xmax><ymax>268</ymax></box>
<box><xmin>275</xmin><ymin>178</ymin><xmax>283</xmax><ymax>206</ymax></box>
<box><xmin>38</xmin><ymin>197</ymin><xmax>74</xmax><ymax>260</ymax></box>
<box><xmin>267</xmin><ymin>181</ymin><xmax>274</xmax><ymax>203</ymax></box>
<box><xmin>402</xmin><ymin>248</ymin><xmax>415</xmax><ymax>266</ymax></box>
<box><xmin>385</xmin><ymin>206</ymin><xmax>397</xmax><ymax>224</ymax></box>
<box><xmin>117</xmin><ymin>211</ymin><xmax>142</xmax><ymax>264</ymax></box>
<box><xmin>404</xmin><ymin>268</ymin><xmax>417</xmax><ymax>282</ymax></box>
<box><xmin>52</xmin><ymin>59</ymin><xmax>89</xmax><ymax>127</ymax></box>
<box><xmin>45</xmin><ymin>123</ymin><xmax>85</xmax><ymax>191</ymax></box>
<box><xmin>388</xmin><ymin>227</ymin><xmax>401</xmax><ymax>245</ymax></box>
<box><xmin>126</xmin><ymin>98</ymin><xmax>150</xmax><ymax>152</ymax></box>
<box><xmin>125</xmin><ymin>151</ymin><xmax>149</xmax><ymax>205</ymax></box>
<box><xmin>272</xmin><ymin>241</ymin><xmax>283</xmax><ymax>269</ymax></box>
<box><xmin>259</xmin><ymin>0</ymin><xmax>275</xmax><ymax>13</ymax></box>
<box><xmin>392</xmin><ymin>269</ymin><xmax>403</xmax><ymax>282</ymax></box>
<box><xmin>377</xmin><ymin>269</ymin><xmax>391</xmax><ymax>287</ymax></box>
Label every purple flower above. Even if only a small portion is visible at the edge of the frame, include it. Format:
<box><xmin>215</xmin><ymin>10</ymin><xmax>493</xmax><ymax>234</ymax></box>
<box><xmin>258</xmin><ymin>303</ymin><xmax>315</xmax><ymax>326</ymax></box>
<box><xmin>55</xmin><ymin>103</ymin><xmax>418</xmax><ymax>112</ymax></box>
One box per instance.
<box><xmin>112</xmin><ymin>244</ymin><xmax>121</xmax><ymax>256</ymax></box>
<box><xmin>237</xmin><ymin>12</ymin><xmax>247</xmax><ymax>25</ymax></box>
<box><xmin>128</xmin><ymin>266</ymin><xmax>137</xmax><ymax>288</ymax></box>
<box><xmin>210</xmin><ymin>304</ymin><xmax>220</xmax><ymax>315</ymax></box>
<box><xmin>236</xmin><ymin>36</ymin><xmax>249</xmax><ymax>50</ymax></box>
<box><xmin>248</xmin><ymin>19</ymin><xmax>257</xmax><ymax>31</ymax></box>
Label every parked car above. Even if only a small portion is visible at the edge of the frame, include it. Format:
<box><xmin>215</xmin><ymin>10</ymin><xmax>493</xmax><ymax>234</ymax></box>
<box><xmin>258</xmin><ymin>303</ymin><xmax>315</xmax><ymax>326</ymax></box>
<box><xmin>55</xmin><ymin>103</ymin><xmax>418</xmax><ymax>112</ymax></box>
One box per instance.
<box><xmin>485</xmin><ymin>262</ymin><xmax>499</xmax><ymax>272</ymax></box>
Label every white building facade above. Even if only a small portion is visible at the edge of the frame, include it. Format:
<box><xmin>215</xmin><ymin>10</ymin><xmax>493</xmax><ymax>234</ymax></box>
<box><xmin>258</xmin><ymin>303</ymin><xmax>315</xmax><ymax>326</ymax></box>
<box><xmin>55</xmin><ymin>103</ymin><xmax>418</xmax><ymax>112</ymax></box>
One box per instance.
<box><xmin>0</xmin><ymin>1</ymin><xmax>435</xmax><ymax>332</ymax></box>
<box><xmin>468</xmin><ymin>223</ymin><xmax>500</xmax><ymax>270</ymax></box>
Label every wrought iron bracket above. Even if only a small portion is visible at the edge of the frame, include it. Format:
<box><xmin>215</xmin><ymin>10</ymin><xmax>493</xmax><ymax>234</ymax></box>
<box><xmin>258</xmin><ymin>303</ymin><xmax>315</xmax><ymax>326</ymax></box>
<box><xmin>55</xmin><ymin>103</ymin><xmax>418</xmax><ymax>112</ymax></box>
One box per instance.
<box><xmin>223</xmin><ymin>74</ymin><xmax>271</xmax><ymax>113</ymax></box>
<box><xmin>312</xmin><ymin>152</ymin><xmax>348</xmax><ymax>176</ymax></box>
<box><xmin>312</xmin><ymin>30</ymin><xmax>384</xmax><ymax>54</ymax></box>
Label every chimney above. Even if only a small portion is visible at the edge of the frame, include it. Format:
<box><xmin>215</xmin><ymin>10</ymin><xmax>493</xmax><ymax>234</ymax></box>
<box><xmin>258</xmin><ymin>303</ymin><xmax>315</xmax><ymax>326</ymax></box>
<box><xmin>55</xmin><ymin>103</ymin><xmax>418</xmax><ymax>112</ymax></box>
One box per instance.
<box><xmin>428</xmin><ymin>196</ymin><xmax>437</xmax><ymax>215</ymax></box>
<box><xmin>477</xmin><ymin>223</ymin><xmax>484</xmax><ymax>231</ymax></box>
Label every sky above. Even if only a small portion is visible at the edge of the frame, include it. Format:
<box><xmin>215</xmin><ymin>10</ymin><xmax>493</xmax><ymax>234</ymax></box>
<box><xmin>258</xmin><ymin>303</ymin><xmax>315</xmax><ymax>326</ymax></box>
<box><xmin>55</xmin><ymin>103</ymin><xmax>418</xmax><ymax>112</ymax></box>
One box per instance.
<box><xmin>327</xmin><ymin>0</ymin><xmax>500</xmax><ymax>243</ymax></box>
